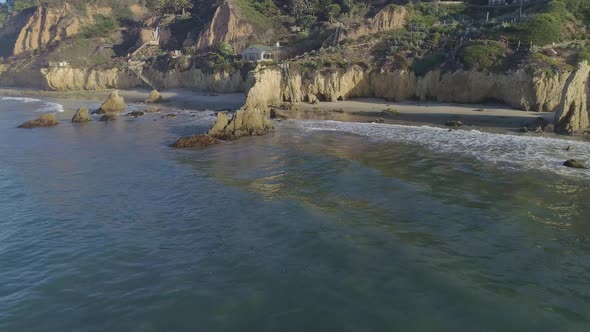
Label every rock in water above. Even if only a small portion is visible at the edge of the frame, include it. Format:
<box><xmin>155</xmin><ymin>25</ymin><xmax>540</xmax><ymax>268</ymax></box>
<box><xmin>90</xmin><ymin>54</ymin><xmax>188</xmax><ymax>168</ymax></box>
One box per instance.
<box><xmin>445</xmin><ymin>120</ymin><xmax>464</xmax><ymax>127</ymax></box>
<box><xmin>564</xmin><ymin>159</ymin><xmax>587</xmax><ymax>169</ymax></box>
<box><xmin>145</xmin><ymin>90</ymin><xmax>164</xmax><ymax>103</ymax></box>
<box><xmin>208</xmin><ymin>108</ymin><xmax>273</xmax><ymax>140</ymax></box>
<box><xmin>18</xmin><ymin>113</ymin><xmax>59</xmax><ymax>128</ymax></box>
<box><xmin>145</xmin><ymin>106</ymin><xmax>159</xmax><ymax>113</ymax></box>
<box><xmin>99</xmin><ymin>114</ymin><xmax>117</xmax><ymax>122</ymax></box>
<box><xmin>170</xmin><ymin>135</ymin><xmax>218</xmax><ymax>148</ymax></box>
<box><xmin>127</xmin><ymin>111</ymin><xmax>144</xmax><ymax>118</ymax></box>
<box><xmin>95</xmin><ymin>90</ymin><xmax>126</xmax><ymax>114</ymax></box>
<box><xmin>554</xmin><ymin>61</ymin><xmax>590</xmax><ymax>134</ymax></box>
<box><xmin>72</xmin><ymin>107</ymin><xmax>91</xmax><ymax>123</ymax></box>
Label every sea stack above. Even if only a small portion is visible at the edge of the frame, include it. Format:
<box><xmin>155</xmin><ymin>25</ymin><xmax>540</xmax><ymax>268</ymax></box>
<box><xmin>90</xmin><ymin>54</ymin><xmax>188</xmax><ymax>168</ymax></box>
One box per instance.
<box><xmin>146</xmin><ymin>90</ymin><xmax>164</xmax><ymax>103</ymax></box>
<box><xmin>95</xmin><ymin>90</ymin><xmax>126</xmax><ymax>114</ymax></box>
<box><xmin>72</xmin><ymin>107</ymin><xmax>91</xmax><ymax>123</ymax></box>
<box><xmin>18</xmin><ymin>113</ymin><xmax>59</xmax><ymax>128</ymax></box>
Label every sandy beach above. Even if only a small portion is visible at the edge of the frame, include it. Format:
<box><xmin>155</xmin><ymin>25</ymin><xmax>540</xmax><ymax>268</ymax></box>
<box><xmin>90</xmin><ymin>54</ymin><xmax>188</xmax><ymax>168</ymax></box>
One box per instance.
<box><xmin>278</xmin><ymin>98</ymin><xmax>559</xmax><ymax>135</ymax></box>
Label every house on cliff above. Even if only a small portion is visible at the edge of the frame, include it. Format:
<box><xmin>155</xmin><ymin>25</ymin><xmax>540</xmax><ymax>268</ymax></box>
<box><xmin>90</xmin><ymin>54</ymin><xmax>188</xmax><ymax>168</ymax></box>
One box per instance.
<box><xmin>241</xmin><ymin>45</ymin><xmax>274</xmax><ymax>62</ymax></box>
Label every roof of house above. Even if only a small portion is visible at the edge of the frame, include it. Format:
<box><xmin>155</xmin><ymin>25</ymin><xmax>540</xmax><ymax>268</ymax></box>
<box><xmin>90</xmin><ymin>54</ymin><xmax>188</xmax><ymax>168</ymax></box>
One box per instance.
<box><xmin>243</xmin><ymin>45</ymin><xmax>273</xmax><ymax>52</ymax></box>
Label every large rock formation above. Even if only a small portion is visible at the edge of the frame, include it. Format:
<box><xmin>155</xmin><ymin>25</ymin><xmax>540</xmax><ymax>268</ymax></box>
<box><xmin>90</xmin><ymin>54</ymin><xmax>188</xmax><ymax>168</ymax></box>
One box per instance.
<box><xmin>95</xmin><ymin>91</ymin><xmax>126</xmax><ymax>114</ymax></box>
<box><xmin>72</xmin><ymin>107</ymin><xmax>91</xmax><ymax>123</ymax></box>
<box><xmin>196</xmin><ymin>0</ymin><xmax>255</xmax><ymax>51</ymax></box>
<box><xmin>18</xmin><ymin>113</ymin><xmax>59</xmax><ymax>128</ymax></box>
<box><xmin>339</xmin><ymin>5</ymin><xmax>407</xmax><ymax>42</ymax></box>
<box><xmin>208</xmin><ymin>108</ymin><xmax>273</xmax><ymax>140</ymax></box>
<box><xmin>554</xmin><ymin>61</ymin><xmax>590</xmax><ymax>134</ymax></box>
<box><xmin>12</xmin><ymin>4</ymin><xmax>112</xmax><ymax>56</ymax></box>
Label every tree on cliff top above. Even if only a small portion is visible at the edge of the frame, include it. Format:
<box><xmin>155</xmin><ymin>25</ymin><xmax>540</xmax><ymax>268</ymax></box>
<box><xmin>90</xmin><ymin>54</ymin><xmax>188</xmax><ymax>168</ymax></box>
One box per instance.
<box><xmin>151</xmin><ymin>0</ymin><xmax>194</xmax><ymax>15</ymax></box>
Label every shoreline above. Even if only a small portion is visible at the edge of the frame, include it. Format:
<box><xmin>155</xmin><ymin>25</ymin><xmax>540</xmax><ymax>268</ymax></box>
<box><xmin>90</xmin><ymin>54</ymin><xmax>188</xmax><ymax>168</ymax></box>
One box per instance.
<box><xmin>2</xmin><ymin>87</ymin><xmax>588</xmax><ymax>141</ymax></box>
<box><xmin>276</xmin><ymin>98</ymin><xmax>589</xmax><ymax>140</ymax></box>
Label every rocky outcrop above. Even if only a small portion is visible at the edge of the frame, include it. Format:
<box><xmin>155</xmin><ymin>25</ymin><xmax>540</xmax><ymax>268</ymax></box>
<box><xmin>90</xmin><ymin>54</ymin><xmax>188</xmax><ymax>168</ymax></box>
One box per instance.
<box><xmin>171</xmin><ymin>135</ymin><xmax>218</xmax><ymax>148</ymax></box>
<box><xmin>145</xmin><ymin>90</ymin><xmax>163</xmax><ymax>103</ymax></box>
<box><xmin>554</xmin><ymin>61</ymin><xmax>590</xmax><ymax>134</ymax></box>
<box><xmin>196</xmin><ymin>0</ymin><xmax>255</xmax><ymax>51</ymax></box>
<box><xmin>18</xmin><ymin>113</ymin><xmax>59</xmax><ymax>128</ymax></box>
<box><xmin>340</xmin><ymin>5</ymin><xmax>407</xmax><ymax>42</ymax></box>
<box><xmin>95</xmin><ymin>91</ymin><xmax>126</xmax><ymax>114</ymax></box>
<box><xmin>72</xmin><ymin>107</ymin><xmax>91</xmax><ymax>123</ymax></box>
<box><xmin>208</xmin><ymin>108</ymin><xmax>273</xmax><ymax>140</ymax></box>
<box><xmin>13</xmin><ymin>4</ymin><xmax>112</xmax><ymax>56</ymax></box>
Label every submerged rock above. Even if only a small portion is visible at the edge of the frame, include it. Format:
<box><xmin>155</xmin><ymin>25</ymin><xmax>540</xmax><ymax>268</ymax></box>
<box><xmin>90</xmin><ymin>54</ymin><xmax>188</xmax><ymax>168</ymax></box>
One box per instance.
<box><xmin>445</xmin><ymin>120</ymin><xmax>464</xmax><ymax>127</ymax></box>
<box><xmin>145</xmin><ymin>90</ymin><xmax>164</xmax><ymax>103</ymax></box>
<box><xmin>18</xmin><ymin>113</ymin><xmax>59</xmax><ymax>128</ymax></box>
<box><xmin>127</xmin><ymin>111</ymin><xmax>144</xmax><ymax>118</ymax></box>
<box><xmin>170</xmin><ymin>134</ymin><xmax>218</xmax><ymax>148</ymax></box>
<box><xmin>162</xmin><ymin>114</ymin><xmax>176</xmax><ymax>119</ymax></box>
<box><xmin>208</xmin><ymin>108</ymin><xmax>273</xmax><ymax>140</ymax></box>
<box><xmin>99</xmin><ymin>114</ymin><xmax>117</xmax><ymax>122</ymax></box>
<box><xmin>564</xmin><ymin>159</ymin><xmax>587</xmax><ymax>169</ymax></box>
<box><xmin>94</xmin><ymin>90</ymin><xmax>126</xmax><ymax>114</ymax></box>
<box><xmin>72</xmin><ymin>107</ymin><xmax>91</xmax><ymax>123</ymax></box>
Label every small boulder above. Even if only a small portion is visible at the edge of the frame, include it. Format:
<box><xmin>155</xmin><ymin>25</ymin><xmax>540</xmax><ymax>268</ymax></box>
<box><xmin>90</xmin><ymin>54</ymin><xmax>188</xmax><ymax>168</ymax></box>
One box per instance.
<box><xmin>162</xmin><ymin>114</ymin><xmax>176</xmax><ymax>119</ymax></box>
<box><xmin>145</xmin><ymin>106</ymin><xmax>159</xmax><ymax>113</ymax></box>
<box><xmin>370</xmin><ymin>118</ymin><xmax>385</xmax><ymax>124</ymax></box>
<box><xmin>94</xmin><ymin>90</ymin><xmax>125</xmax><ymax>114</ymax></box>
<box><xmin>72</xmin><ymin>107</ymin><xmax>91</xmax><ymax>123</ymax></box>
<box><xmin>563</xmin><ymin>159</ymin><xmax>587</xmax><ymax>169</ymax></box>
<box><xmin>545</xmin><ymin>124</ymin><xmax>555</xmax><ymax>133</ymax></box>
<box><xmin>525</xmin><ymin>117</ymin><xmax>549</xmax><ymax>133</ymax></box>
<box><xmin>170</xmin><ymin>134</ymin><xmax>218</xmax><ymax>148</ymax></box>
<box><xmin>445</xmin><ymin>120</ymin><xmax>464</xmax><ymax>127</ymax></box>
<box><xmin>127</xmin><ymin>111</ymin><xmax>145</xmax><ymax>118</ymax></box>
<box><xmin>145</xmin><ymin>90</ymin><xmax>164</xmax><ymax>103</ymax></box>
<box><xmin>270</xmin><ymin>109</ymin><xmax>289</xmax><ymax>121</ymax></box>
<box><xmin>18</xmin><ymin>113</ymin><xmax>59</xmax><ymax>128</ymax></box>
<box><xmin>100</xmin><ymin>114</ymin><xmax>117</xmax><ymax>122</ymax></box>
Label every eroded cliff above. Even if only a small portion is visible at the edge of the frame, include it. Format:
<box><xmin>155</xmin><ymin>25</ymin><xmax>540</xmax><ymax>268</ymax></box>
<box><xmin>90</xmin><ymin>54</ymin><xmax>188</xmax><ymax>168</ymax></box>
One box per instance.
<box><xmin>195</xmin><ymin>0</ymin><xmax>254</xmax><ymax>51</ymax></box>
<box><xmin>12</xmin><ymin>4</ymin><xmax>113</xmax><ymax>56</ymax></box>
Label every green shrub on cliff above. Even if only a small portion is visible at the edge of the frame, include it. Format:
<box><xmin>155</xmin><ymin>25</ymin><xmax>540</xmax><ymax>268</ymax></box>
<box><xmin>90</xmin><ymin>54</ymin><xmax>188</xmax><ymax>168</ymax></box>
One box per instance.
<box><xmin>80</xmin><ymin>15</ymin><xmax>117</xmax><ymax>38</ymax></box>
<box><xmin>460</xmin><ymin>41</ymin><xmax>506</xmax><ymax>70</ymax></box>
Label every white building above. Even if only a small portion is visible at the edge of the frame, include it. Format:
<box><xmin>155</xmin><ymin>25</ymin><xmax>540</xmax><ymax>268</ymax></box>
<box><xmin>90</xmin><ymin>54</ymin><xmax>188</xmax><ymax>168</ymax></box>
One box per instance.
<box><xmin>241</xmin><ymin>45</ymin><xmax>274</xmax><ymax>62</ymax></box>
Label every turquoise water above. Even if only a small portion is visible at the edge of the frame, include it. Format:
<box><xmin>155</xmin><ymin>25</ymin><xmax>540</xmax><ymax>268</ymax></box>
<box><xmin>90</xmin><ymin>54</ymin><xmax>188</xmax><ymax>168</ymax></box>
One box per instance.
<box><xmin>1</xmin><ymin>97</ymin><xmax>590</xmax><ymax>331</ymax></box>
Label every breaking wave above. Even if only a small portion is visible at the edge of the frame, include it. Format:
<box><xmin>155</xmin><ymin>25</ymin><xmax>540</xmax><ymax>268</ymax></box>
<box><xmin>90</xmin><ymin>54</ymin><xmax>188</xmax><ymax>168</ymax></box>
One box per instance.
<box><xmin>296</xmin><ymin>120</ymin><xmax>590</xmax><ymax>178</ymax></box>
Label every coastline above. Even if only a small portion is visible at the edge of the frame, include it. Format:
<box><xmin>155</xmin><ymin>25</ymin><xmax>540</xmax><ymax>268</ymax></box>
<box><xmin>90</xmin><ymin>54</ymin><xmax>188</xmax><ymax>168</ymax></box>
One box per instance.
<box><xmin>2</xmin><ymin>87</ymin><xmax>588</xmax><ymax>141</ymax></box>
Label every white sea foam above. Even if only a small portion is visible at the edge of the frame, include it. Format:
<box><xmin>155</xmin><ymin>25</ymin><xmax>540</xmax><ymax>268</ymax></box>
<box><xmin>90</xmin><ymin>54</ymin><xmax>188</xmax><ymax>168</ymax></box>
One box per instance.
<box><xmin>296</xmin><ymin>120</ymin><xmax>590</xmax><ymax>178</ymax></box>
<box><xmin>0</xmin><ymin>96</ymin><xmax>43</xmax><ymax>103</ymax></box>
<box><xmin>0</xmin><ymin>96</ymin><xmax>64</xmax><ymax>112</ymax></box>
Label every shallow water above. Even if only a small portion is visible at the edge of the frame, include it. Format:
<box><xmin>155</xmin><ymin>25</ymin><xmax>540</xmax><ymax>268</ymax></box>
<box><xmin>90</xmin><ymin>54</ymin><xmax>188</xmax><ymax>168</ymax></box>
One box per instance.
<box><xmin>1</xmin><ymin>97</ymin><xmax>590</xmax><ymax>331</ymax></box>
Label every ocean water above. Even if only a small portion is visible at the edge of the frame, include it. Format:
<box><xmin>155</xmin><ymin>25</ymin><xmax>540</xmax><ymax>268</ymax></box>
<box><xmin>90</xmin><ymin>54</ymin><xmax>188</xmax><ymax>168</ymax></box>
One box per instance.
<box><xmin>1</xmin><ymin>97</ymin><xmax>590</xmax><ymax>332</ymax></box>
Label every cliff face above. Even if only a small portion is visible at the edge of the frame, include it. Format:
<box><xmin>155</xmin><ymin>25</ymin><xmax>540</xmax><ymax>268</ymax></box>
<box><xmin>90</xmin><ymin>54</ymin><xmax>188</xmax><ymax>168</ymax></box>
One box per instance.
<box><xmin>144</xmin><ymin>68</ymin><xmax>247</xmax><ymax>92</ymax></box>
<box><xmin>32</xmin><ymin>67</ymin><xmax>246</xmax><ymax>92</ymax></box>
<box><xmin>41</xmin><ymin>68</ymin><xmax>142</xmax><ymax>91</ymax></box>
<box><xmin>241</xmin><ymin>64</ymin><xmax>589</xmax><ymax>120</ymax></box>
<box><xmin>554</xmin><ymin>61</ymin><xmax>590</xmax><ymax>133</ymax></box>
<box><xmin>196</xmin><ymin>0</ymin><xmax>254</xmax><ymax>51</ymax></box>
<box><xmin>12</xmin><ymin>4</ymin><xmax>112</xmax><ymax>56</ymax></box>
<box><xmin>339</xmin><ymin>6</ymin><xmax>407</xmax><ymax>42</ymax></box>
